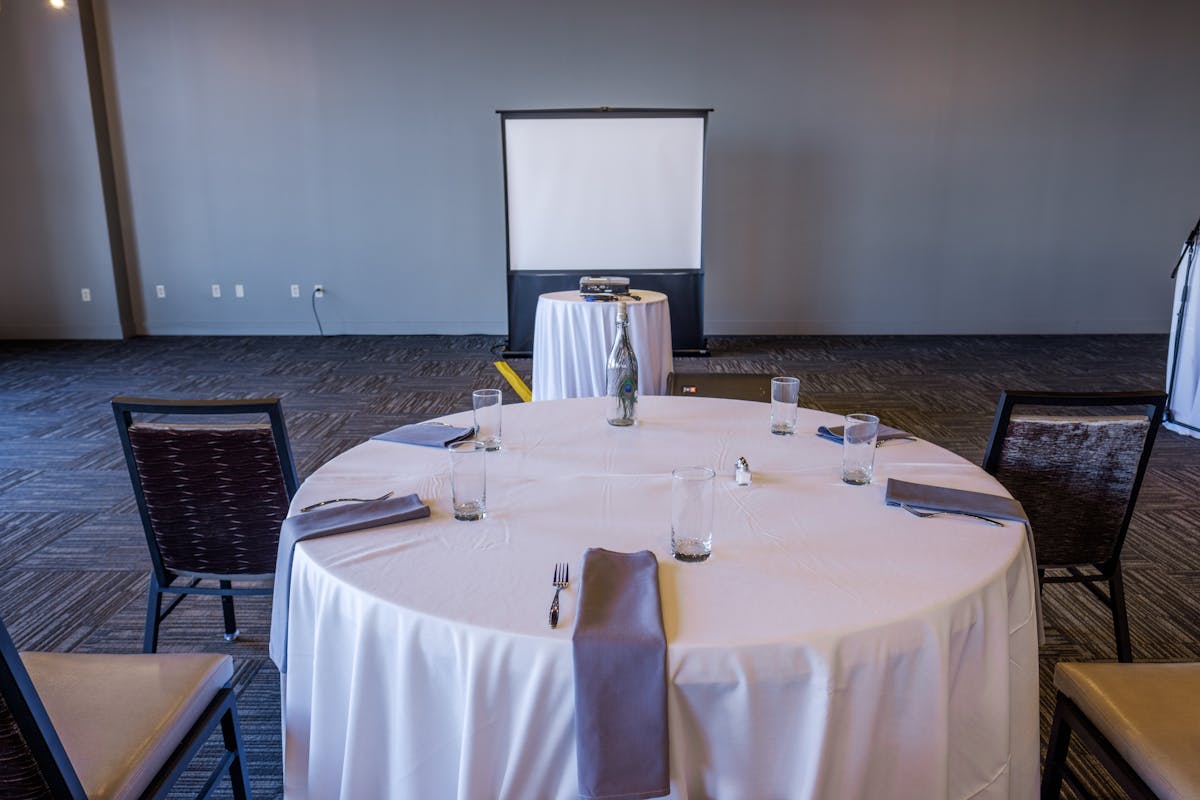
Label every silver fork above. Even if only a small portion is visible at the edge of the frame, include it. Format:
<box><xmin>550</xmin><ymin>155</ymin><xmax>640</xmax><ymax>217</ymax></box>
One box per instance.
<box><xmin>300</xmin><ymin>490</ymin><xmax>393</xmax><ymax>513</ymax></box>
<box><xmin>549</xmin><ymin>562</ymin><xmax>569</xmax><ymax>628</ymax></box>
<box><xmin>901</xmin><ymin>504</ymin><xmax>1003</xmax><ymax>527</ymax></box>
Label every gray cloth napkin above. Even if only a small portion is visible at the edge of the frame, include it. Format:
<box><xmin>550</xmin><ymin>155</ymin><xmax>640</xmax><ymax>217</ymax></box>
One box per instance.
<box><xmin>571</xmin><ymin>548</ymin><xmax>669</xmax><ymax>800</ymax></box>
<box><xmin>884</xmin><ymin>478</ymin><xmax>1026</xmax><ymax>520</ymax></box>
<box><xmin>371</xmin><ymin>422</ymin><xmax>473</xmax><ymax>447</ymax></box>
<box><xmin>269</xmin><ymin>494</ymin><xmax>430</xmax><ymax>672</ymax></box>
<box><xmin>884</xmin><ymin>478</ymin><xmax>1044</xmax><ymax>644</ymax></box>
<box><xmin>817</xmin><ymin>423</ymin><xmax>913</xmax><ymax>444</ymax></box>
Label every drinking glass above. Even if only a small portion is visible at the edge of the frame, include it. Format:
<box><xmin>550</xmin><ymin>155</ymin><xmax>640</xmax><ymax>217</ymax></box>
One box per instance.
<box><xmin>671</xmin><ymin>466</ymin><xmax>715</xmax><ymax>562</ymax></box>
<box><xmin>770</xmin><ymin>377</ymin><xmax>800</xmax><ymax>435</ymax></box>
<box><xmin>449</xmin><ymin>441</ymin><xmax>487</xmax><ymax>520</ymax></box>
<box><xmin>841</xmin><ymin>413</ymin><xmax>879</xmax><ymax>485</ymax></box>
<box><xmin>472</xmin><ymin>389</ymin><xmax>502</xmax><ymax>451</ymax></box>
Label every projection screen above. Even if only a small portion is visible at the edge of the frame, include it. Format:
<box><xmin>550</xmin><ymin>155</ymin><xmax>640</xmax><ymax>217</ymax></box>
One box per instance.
<box><xmin>503</xmin><ymin>115</ymin><xmax>705</xmax><ymax>272</ymax></box>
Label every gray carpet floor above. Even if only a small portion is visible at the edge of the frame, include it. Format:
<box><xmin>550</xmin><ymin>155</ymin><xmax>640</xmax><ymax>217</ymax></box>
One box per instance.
<box><xmin>1</xmin><ymin>333</ymin><xmax>1196</xmax><ymax>799</ymax></box>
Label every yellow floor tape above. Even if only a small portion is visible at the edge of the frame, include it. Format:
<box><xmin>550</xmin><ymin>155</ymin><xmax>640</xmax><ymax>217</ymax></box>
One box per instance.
<box><xmin>493</xmin><ymin>361</ymin><xmax>533</xmax><ymax>402</ymax></box>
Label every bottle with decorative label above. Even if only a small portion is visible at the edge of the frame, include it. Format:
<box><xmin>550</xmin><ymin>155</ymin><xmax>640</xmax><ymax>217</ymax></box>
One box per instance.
<box><xmin>605</xmin><ymin>301</ymin><xmax>638</xmax><ymax>426</ymax></box>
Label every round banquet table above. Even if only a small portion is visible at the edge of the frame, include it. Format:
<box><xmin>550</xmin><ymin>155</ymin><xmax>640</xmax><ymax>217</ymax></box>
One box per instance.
<box><xmin>281</xmin><ymin>396</ymin><xmax>1039</xmax><ymax>800</ymax></box>
<box><xmin>531</xmin><ymin>290</ymin><xmax>673</xmax><ymax>401</ymax></box>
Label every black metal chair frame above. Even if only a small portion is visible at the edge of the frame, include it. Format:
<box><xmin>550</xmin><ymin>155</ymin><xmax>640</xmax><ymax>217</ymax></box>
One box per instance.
<box><xmin>982</xmin><ymin>390</ymin><xmax>1166</xmax><ymax>662</ymax></box>
<box><xmin>113</xmin><ymin>397</ymin><xmax>299</xmax><ymax>653</ymax></box>
<box><xmin>1041</xmin><ymin>690</ymin><xmax>1159</xmax><ymax>800</ymax></box>
<box><xmin>0</xmin><ymin>617</ymin><xmax>251</xmax><ymax>799</ymax></box>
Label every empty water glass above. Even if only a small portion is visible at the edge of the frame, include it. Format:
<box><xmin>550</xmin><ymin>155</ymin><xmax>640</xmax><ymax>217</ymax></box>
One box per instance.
<box><xmin>770</xmin><ymin>377</ymin><xmax>800</xmax><ymax>435</ymax></box>
<box><xmin>449</xmin><ymin>440</ymin><xmax>487</xmax><ymax>520</ymax></box>
<box><xmin>841</xmin><ymin>413</ymin><xmax>879</xmax><ymax>485</ymax></box>
<box><xmin>671</xmin><ymin>466</ymin><xmax>715</xmax><ymax>562</ymax></box>
<box><xmin>472</xmin><ymin>389</ymin><xmax>502</xmax><ymax>451</ymax></box>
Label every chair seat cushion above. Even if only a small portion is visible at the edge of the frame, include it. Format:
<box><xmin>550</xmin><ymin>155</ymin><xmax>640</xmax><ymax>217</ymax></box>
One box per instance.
<box><xmin>1055</xmin><ymin>662</ymin><xmax>1200</xmax><ymax>800</ymax></box>
<box><xmin>19</xmin><ymin>651</ymin><xmax>232</xmax><ymax>800</ymax></box>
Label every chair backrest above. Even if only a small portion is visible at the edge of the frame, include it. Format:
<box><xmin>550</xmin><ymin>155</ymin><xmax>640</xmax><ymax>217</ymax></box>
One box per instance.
<box><xmin>666</xmin><ymin>372</ymin><xmax>774</xmax><ymax>403</ymax></box>
<box><xmin>982</xmin><ymin>390</ymin><xmax>1166</xmax><ymax>569</ymax></box>
<box><xmin>112</xmin><ymin>397</ymin><xmax>300</xmax><ymax>581</ymax></box>
<box><xmin>0</xmin><ymin>619</ymin><xmax>85</xmax><ymax>799</ymax></box>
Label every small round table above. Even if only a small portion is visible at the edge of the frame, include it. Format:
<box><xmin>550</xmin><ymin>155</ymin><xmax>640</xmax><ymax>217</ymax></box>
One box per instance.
<box><xmin>531</xmin><ymin>290</ymin><xmax>673</xmax><ymax>401</ymax></box>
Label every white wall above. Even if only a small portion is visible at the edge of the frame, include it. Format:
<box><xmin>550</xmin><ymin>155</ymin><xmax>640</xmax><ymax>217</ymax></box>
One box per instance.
<box><xmin>2</xmin><ymin>0</ymin><xmax>1198</xmax><ymax>338</ymax></box>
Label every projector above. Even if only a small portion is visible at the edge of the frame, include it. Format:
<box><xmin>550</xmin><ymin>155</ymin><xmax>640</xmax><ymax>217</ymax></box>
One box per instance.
<box><xmin>579</xmin><ymin>276</ymin><xmax>630</xmax><ymax>296</ymax></box>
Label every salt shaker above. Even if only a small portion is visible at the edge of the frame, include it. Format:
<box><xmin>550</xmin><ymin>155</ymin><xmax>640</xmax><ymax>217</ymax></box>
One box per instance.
<box><xmin>735</xmin><ymin>456</ymin><xmax>752</xmax><ymax>485</ymax></box>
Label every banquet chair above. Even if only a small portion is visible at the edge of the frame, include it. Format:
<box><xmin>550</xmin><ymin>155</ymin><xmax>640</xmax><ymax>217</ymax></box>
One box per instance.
<box><xmin>982</xmin><ymin>390</ymin><xmax>1166</xmax><ymax>662</ymax></box>
<box><xmin>112</xmin><ymin>397</ymin><xmax>299</xmax><ymax>653</ymax></box>
<box><xmin>0</xmin><ymin>614</ymin><xmax>251</xmax><ymax>799</ymax></box>
<box><xmin>1041</xmin><ymin>660</ymin><xmax>1200</xmax><ymax>799</ymax></box>
<box><xmin>667</xmin><ymin>372</ymin><xmax>774</xmax><ymax>402</ymax></box>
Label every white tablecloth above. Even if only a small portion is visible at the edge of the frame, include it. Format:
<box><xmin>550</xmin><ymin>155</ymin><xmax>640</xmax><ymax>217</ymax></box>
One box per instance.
<box><xmin>1167</xmin><ymin>234</ymin><xmax>1200</xmax><ymax>437</ymax></box>
<box><xmin>282</xmin><ymin>397</ymin><xmax>1039</xmax><ymax>799</ymax></box>
<box><xmin>531</xmin><ymin>290</ymin><xmax>673</xmax><ymax>401</ymax></box>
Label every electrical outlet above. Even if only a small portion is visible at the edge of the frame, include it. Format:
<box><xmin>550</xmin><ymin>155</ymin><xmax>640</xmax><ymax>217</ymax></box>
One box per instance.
<box><xmin>290</xmin><ymin>284</ymin><xmax>301</xmax><ymax>298</ymax></box>
<box><xmin>313</xmin><ymin>284</ymin><xmax>325</xmax><ymax>298</ymax></box>
<box><xmin>155</xmin><ymin>284</ymin><xmax>166</xmax><ymax>299</ymax></box>
<box><xmin>211</xmin><ymin>284</ymin><xmax>221</xmax><ymax>299</ymax></box>
<box><xmin>80</xmin><ymin>288</ymin><xmax>91</xmax><ymax>302</ymax></box>
<box><xmin>235</xmin><ymin>284</ymin><xmax>245</xmax><ymax>298</ymax></box>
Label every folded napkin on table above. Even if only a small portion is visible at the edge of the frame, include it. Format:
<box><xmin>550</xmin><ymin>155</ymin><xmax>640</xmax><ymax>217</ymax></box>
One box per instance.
<box><xmin>572</xmin><ymin>548</ymin><xmax>669</xmax><ymax>800</ymax></box>
<box><xmin>269</xmin><ymin>494</ymin><xmax>430</xmax><ymax>672</ymax></box>
<box><xmin>371</xmin><ymin>422</ymin><xmax>473</xmax><ymax>447</ymax></box>
<box><xmin>884</xmin><ymin>478</ymin><xmax>1026</xmax><ymax>520</ymax></box>
<box><xmin>817</xmin><ymin>423</ymin><xmax>914</xmax><ymax>444</ymax></box>
<box><xmin>884</xmin><ymin>478</ymin><xmax>1043</xmax><ymax>643</ymax></box>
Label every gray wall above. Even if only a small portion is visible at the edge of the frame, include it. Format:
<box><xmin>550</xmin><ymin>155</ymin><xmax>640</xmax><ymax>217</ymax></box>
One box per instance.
<box><xmin>1</xmin><ymin>0</ymin><xmax>122</xmax><ymax>339</ymax></box>
<box><xmin>3</xmin><ymin>0</ymin><xmax>1199</xmax><ymax>339</ymax></box>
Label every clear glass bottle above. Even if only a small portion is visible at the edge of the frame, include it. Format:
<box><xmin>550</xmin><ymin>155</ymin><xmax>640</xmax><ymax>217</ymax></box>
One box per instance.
<box><xmin>606</xmin><ymin>301</ymin><xmax>638</xmax><ymax>426</ymax></box>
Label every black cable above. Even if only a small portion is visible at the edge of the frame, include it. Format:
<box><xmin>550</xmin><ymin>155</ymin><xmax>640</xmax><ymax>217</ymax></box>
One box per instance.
<box><xmin>311</xmin><ymin>288</ymin><xmax>325</xmax><ymax>336</ymax></box>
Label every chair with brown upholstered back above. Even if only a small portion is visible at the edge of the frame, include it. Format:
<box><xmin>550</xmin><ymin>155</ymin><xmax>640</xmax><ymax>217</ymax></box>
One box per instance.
<box><xmin>0</xmin><ymin>614</ymin><xmax>251</xmax><ymax>799</ymax></box>
<box><xmin>982</xmin><ymin>390</ymin><xmax>1166</xmax><ymax>662</ymax></box>
<box><xmin>112</xmin><ymin>397</ymin><xmax>299</xmax><ymax>653</ymax></box>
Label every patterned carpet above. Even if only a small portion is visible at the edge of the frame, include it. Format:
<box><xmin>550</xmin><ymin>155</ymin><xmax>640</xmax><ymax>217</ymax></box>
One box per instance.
<box><xmin>1</xmin><ymin>333</ymin><xmax>1196</xmax><ymax>798</ymax></box>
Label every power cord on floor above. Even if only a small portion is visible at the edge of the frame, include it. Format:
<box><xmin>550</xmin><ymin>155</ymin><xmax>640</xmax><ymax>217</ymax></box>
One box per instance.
<box><xmin>311</xmin><ymin>287</ymin><xmax>326</xmax><ymax>336</ymax></box>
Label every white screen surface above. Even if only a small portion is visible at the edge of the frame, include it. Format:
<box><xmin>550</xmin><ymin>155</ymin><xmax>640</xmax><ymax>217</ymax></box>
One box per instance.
<box><xmin>504</xmin><ymin>115</ymin><xmax>704</xmax><ymax>271</ymax></box>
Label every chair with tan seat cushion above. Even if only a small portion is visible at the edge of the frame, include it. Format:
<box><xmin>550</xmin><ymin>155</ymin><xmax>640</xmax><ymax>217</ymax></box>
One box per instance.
<box><xmin>1042</xmin><ymin>661</ymin><xmax>1200</xmax><ymax>799</ymax></box>
<box><xmin>0</xmin><ymin>616</ymin><xmax>250</xmax><ymax>799</ymax></box>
